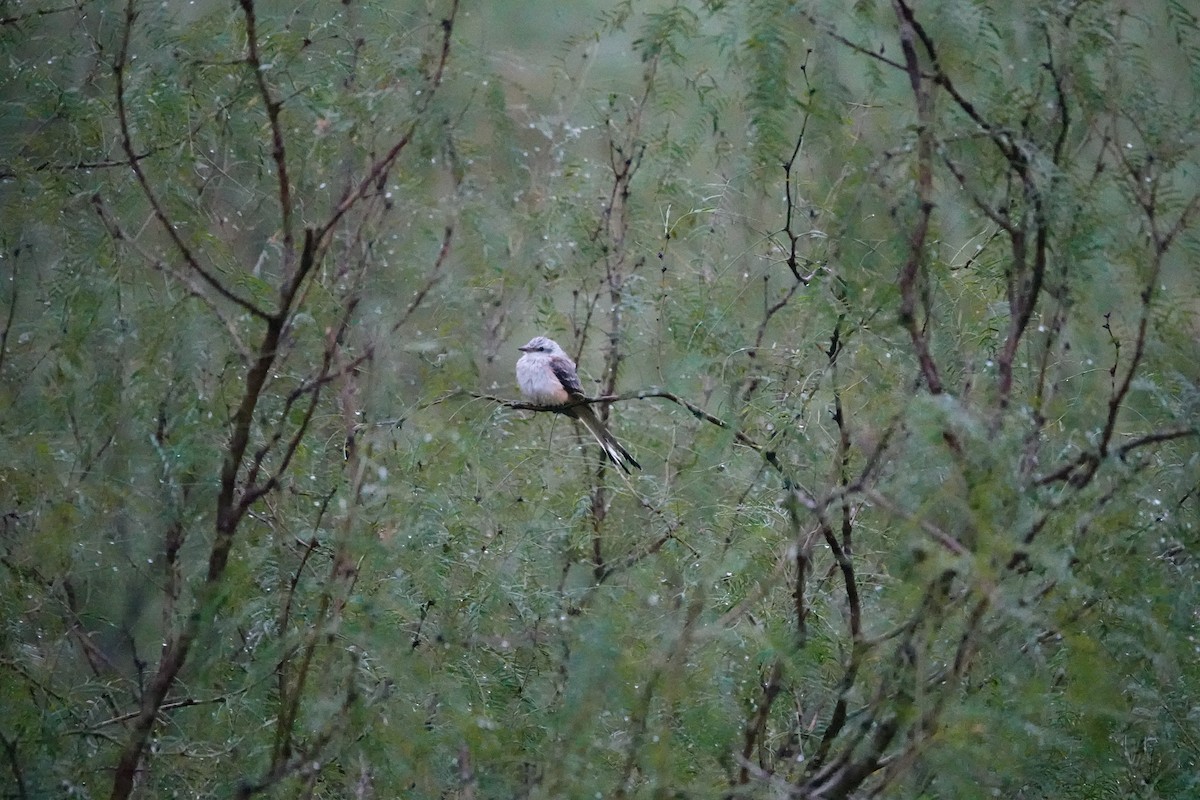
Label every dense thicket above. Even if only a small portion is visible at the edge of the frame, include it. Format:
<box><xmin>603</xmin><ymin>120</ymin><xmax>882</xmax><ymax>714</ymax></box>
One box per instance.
<box><xmin>1</xmin><ymin>0</ymin><xmax>1197</xmax><ymax>797</ymax></box>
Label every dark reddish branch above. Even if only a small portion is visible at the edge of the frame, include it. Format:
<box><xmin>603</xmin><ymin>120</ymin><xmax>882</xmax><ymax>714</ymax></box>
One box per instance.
<box><xmin>802</xmin><ymin>637</ymin><xmax>868</xmax><ymax>777</ymax></box>
<box><xmin>1042</xmin><ymin>142</ymin><xmax>1200</xmax><ymax>475</ymax></box>
<box><xmin>476</xmin><ymin>386</ymin><xmax>899</xmax><ymax>515</ymax></box>
<box><xmin>0</xmin><ymin>0</ymin><xmax>85</xmax><ymax>27</ymax></box>
<box><xmin>111</xmin><ymin>234</ymin><xmax>328</xmax><ymax>800</ymax></box>
<box><xmin>1097</xmin><ymin>181</ymin><xmax>1200</xmax><ymax>459</ymax></box>
<box><xmin>782</xmin><ymin>128</ymin><xmax>807</xmax><ymax>282</ymax></box>
<box><xmin>804</xmin><ymin>555</ymin><xmax>952</xmax><ymax>793</ymax></box>
<box><xmin>579</xmin><ymin>61</ymin><xmax>654</xmax><ymax>570</ymax></box>
<box><xmin>951</xmin><ymin>595</ymin><xmax>989</xmax><ymax>675</ymax></box>
<box><xmin>870</xmin><ymin>593</ymin><xmax>991</xmax><ymax>795</ymax></box>
<box><xmin>746</xmin><ymin>279</ymin><xmax>804</xmax><ymax>382</ymax></box>
<box><xmin>801</xmin><ymin>642</ymin><xmax>888</xmax><ymax>786</ymax></box>
<box><xmin>106</xmin><ymin>0</ymin><xmax>458</xmax><ymax>791</ymax></box>
<box><xmin>0</xmin><ymin>151</ymin><xmax>163</xmax><ymax>180</ymax></box>
<box><xmin>892</xmin><ymin>0</ymin><xmax>943</xmax><ymax>395</ymax></box>
<box><xmin>0</xmin><ymin>734</ymin><xmax>27</xmax><ymax>800</ymax></box>
<box><xmin>112</xmin><ymin>0</ymin><xmax>270</xmax><ymax>323</ymax></box>
<box><xmin>828</xmin><ymin>316</ymin><xmax>855</xmax><ymax>554</ymax></box>
<box><xmin>238</xmin><ymin>0</ymin><xmax>296</xmax><ymax>277</ymax></box>
<box><xmin>1045</xmin><ymin>30</ymin><xmax>1071</xmax><ymax>169</ymax></box>
<box><xmin>909</xmin><ymin>6</ymin><xmax>1067</xmax><ymax>412</ymax></box>
<box><xmin>996</xmin><ymin>54</ymin><xmax>1057</xmax><ymax>407</ymax></box>
<box><xmin>108</xmin><ymin>614</ymin><xmax>195</xmax><ymax>799</ymax></box>
<box><xmin>814</xmin><ymin>574</ymin><xmax>954</xmax><ymax>793</ymax></box>
<box><xmin>243</xmin><ymin>284</ymin><xmax>357</xmax><ymax>508</ymax></box>
<box><xmin>594</xmin><ymin>526</ymin><xmax>678</xmax><ymax>585</ymax></box>
<box><xmin>793</xmin><ymin>533</ymin><xmax>811</xmax><ymax>643</ymax></box>
<box><xmin>996</xmin><ymin>210</ymin><xmax>1039</xmax><ymax>405</ymax></box>
<box><xmin>271</xmin><ymin>222</ymin><xmax>455</xmax><ymax>412</ymax></box>
<box><xmin>272</xmin><ymin>569</ymin><xmax>336</xmax><ymax>769</ymax></box>
<box><xmin>736</xmin><ymin>659</ymin><xmax>784</xmax><ymax>787</ymax></box>
<box><xmin>315</xmin><ymin>0</ymin><xmax>459</xmax><ymax>245</ymax></box>
<box><xmin>0</xmin><ymin>253</ymin><xmax>16</xmax><ymax>377</ymax></box>
<box><xmin>591</xmin><ymin>56</ymin><xmax>655</xmax><ymax>431</ymax></box>
<box><xmin>236</xmin><ymin>673</ymin><xmax>358</xmax><ymax>800</ymax></box>
<box><xmin>820</xmin><ymin>510</ymin><xmax>862</xmax><ymax>643</ymax></box>
<box><xmin>109</xmin><ymin>275</ymin><xmax>288</xmax><ymax>799</ymax></box>
<box><xmin>62</xmin><ymin>578</ymin><xmax>120</xmax><ymax>681</ymax></box>
<box><xmin>780</xmin><ymin>79</ymin><xmax>821</xmax><ymax>285</ymax></box>
<box><xmin>825</xmin><ymin>316</ymin><xmax>862</xmax><ymax>642</ymax></box>
<box><xmin>807</xmin><ymin>715</ymin><xmax>899</xmax><ymax>797</ymax></box>
<box><xmin>105</xmin><ymin>1</ymin><xmax>231</xmax><ymax>793</ymax></box>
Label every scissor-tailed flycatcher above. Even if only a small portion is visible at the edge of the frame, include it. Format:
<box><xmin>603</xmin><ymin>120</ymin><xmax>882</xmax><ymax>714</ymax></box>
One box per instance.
<box><xmin>516</xmin><ymin>336</ymin><xmax>641</xmax><ymax>473</ymax></box>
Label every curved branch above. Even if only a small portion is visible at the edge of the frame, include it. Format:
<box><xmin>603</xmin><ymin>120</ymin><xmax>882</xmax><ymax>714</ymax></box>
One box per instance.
<box><xmin>112</xmin><ymin>0</ymin><xmax>271</xmax><ymax>322</ymax></box>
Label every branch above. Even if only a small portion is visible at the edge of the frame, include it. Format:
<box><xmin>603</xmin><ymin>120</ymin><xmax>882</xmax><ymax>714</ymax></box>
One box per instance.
<box><xmin>467</xmin><ymin>383</ymin><xmax>905</xmax><ymax>528</ymax></box>
<box><xmin>0</xmin><ymin>250</ymin><xmax>17</xmax><ymax>378</ymax></box>
<box><xmin>0</xmin><ymin>0</ymin><xmax>88</xmax><ymax>28</ymax></box>
<box><xmin>267</xmin><ymin>220</ymin><xmax>456</xmax><ymax>412</ymax></box>
<box><xmin>1097</xmin><ymin>156</ymin><xmax>1200</xmax><ymax>457</ymax></box>
<box><xmin>468</xmin><ymin>387</ymin><xmax>786</xmax><ymax>474</ymax></box>
<box><xmin>1117</xmin><ymin>426</ymin><xmax>1199</xmax><ymax>459</ymax></box>
<box><xmin>0</xmin><ymin>731</ymin><xmax>28</xmax><ymax>800</ymax></box>
<box><xmin>717</xmin><ymin>541</ymin><xmax>801</xmax><ymax>629</ymax></box>
<box><xmin>735</xmin><ymin>659</ymin><xmax>785</xmax><ymax>787</ymax></box>
<box><xmin>238</xmin><ymin>663</ymin><xmax>358</xmax><ymax>799</ymax></box>
<box><xmin>826</xmin><ymin>314</ymin><xmax>861</xmax><ymax>642</ymax></box>
<box><xmin>90</xmin><ymin>193</ymin><xmax>254</xmax><ymax>363</ymax></box>
<box><xmin>0</xmin><ymin>151</ymin><xmax>165</xmax><ymax>181</ymax></box>
<box><xmin>238</xmin><ymin>0</ymin><xmax>296</xmax><ymax>278</ymax></box>
<box><xmin>1036</xmin><ymin>425</ymin><xmax>1198</xmax><ymax>487</ymax></box>
<box><xmin>314</xmin><ymin>0</ymin><xmax>459</xmax><ymax>245</ymax></box>
<box><xmin>89</xmin><ymin>694</ymin><xmax>234</xmax><ymax>730</ymax></box>
<box><xmin>892</xmin><ymin>0</ymin><xmax>943</xmax><ymax>395</ymax></box>
<box><xmin>779</xmin><ymin>64</ymin><xmax>821</xmax><ymax>285</ymax></box>
<box><xmin>893</xmin><ymin>1</ymin><xmax>1059</xmax><ymax>412</ymax></box>
<box><xmin>863</xmin><ymin>488</ymin><xmax>968</xmax><ymax>555</ymax></box>
<box><xmin>112</xmin><ymin>0</ymin><xmax>271</xmax><ymax>323</ymax></box>
<box><xmin>800</xmin><ymin>10</ymin><xmax>912</xmax><ymax>74</ymax></box>
<box><xmin>241</xmin><ymin>280</ymin><xmax>354</xmax><ymax>508</ymax></box>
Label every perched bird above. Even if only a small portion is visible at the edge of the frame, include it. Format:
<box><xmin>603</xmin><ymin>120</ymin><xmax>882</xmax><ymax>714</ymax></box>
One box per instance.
<box><xmin>515</xmin><ymin>336</ymin><xmax>641</xmax><ymax>473</ymax></box>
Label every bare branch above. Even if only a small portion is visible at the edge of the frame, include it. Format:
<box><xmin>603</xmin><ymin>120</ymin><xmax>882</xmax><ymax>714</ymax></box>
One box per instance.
<box><xmin>237</xmin><ymin>0</ymin><xmax>296</xmax><ymax>278</ymax></box>
<box><xmin>735</xmin><ymin>659</ymin><xmax>785</xmax><ymax>787</ymax></box>
<box><xmin>112</xmin><ymin>0</ymin><xmax>271</xmax><ymax>323</ymax></box>
<box><xmin>0</xmin><ymin>0</ymin><xmax>90</xmax><ymax>28</ymax></box>
<box><xmin>863</xmin><ymin>488</ymin><xmax>969</xmax><ymax>555</ymax></box>
<box><xmin>0</xmin><ymin>250</ymin><xmax>17</xmax><ymax>378</ymax></box>
<box><xmin>892</xmin><ymin>0</ymin><xmax>944</xmax><ymax>395</ymax></box>
<box><xmin>778</xmin><ymin>68</ymin><xmax>822</xmax><ymax>285</ymax></box>
<box><xmin>0</xmin><ymin>731</ymin><xmax>28</xmax><ymax>800</ymax></box>
<box><xmin>89</xmin><ymin>693</ymin><xmax>235</xmax><ymax>731</ymax></box>
<box><xmin>314</xmin><ymin>0</ymin><xmax>459</xmax><ymax>245</ymax></box>
<box><xmin>90</xmin><ymin>193</ymin><xmax>254</xmax><ymax>363</ymax></box>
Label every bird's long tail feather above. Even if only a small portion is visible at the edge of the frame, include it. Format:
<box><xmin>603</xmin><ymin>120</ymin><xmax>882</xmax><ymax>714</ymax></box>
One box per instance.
<box><xmin>575</xmin><ymin>405</ymin><xmax>641</xmax><ymax>473</ymax></box>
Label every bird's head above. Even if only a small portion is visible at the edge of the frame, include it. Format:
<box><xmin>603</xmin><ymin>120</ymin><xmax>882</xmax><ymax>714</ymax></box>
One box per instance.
<box><xmin>518</xmin><ymin>336</ymin><xmax>561</xmax><ymax>354</ymax></box>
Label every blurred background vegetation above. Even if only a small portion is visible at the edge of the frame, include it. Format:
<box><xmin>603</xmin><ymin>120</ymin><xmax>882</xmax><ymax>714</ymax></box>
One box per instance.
<box><xmin>1</xmin><ymin>0</ymin><xmax>1198</xmax><ymax>797</ymax></box>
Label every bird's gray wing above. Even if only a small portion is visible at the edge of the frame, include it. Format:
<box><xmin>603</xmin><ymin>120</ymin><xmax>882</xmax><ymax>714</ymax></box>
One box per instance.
<box><xmin>548</xmin><ymin>354</ymin><xmax>585</xmax><ymax>398</ymax></box>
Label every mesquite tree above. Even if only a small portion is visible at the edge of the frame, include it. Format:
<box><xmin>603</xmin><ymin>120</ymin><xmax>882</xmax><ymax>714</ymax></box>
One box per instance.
<box><xmin>2</xmin><ymin>0</ymin><xmax>1197</xmax><ymax>797</ymax></box>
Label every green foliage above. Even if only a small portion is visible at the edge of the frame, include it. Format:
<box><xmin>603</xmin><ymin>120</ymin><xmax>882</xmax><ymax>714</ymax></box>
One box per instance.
<box><xmin>1</xmin><ymin>0</ymin><xmax>1198</xmax><ymax>798</ymax></box>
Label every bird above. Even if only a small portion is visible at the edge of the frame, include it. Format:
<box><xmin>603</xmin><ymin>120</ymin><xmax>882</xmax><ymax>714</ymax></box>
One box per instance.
<box><xmin>515</xmin><ymin>336</ymin><xmax>641</xmax><ymax>473</ymax></box>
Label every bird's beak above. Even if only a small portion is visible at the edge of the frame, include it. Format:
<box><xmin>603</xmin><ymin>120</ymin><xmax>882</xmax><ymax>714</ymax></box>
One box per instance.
<box><xmin>518</xmin><ymin>344</ymin><xmax>532</xmax><ymax>352</ymax></box>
